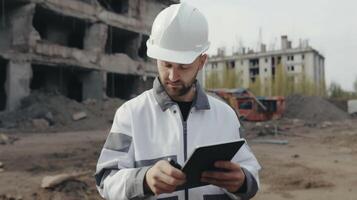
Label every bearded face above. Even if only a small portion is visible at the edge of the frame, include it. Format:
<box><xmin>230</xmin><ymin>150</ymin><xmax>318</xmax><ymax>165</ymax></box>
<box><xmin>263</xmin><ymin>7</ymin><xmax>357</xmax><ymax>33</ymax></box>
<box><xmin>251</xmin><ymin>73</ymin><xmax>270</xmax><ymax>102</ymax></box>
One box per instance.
<box><xmin>157</xmin><ymin>56</ymin><xmax>205</xmax><ymax>100</ymax></box>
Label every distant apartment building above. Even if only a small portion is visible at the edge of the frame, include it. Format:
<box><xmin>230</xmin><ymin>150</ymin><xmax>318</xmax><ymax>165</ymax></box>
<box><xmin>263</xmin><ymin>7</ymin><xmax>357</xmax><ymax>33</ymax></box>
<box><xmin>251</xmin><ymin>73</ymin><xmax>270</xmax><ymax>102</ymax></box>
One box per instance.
<box><xmin>205</xmin><ymin>35</ymin><xmax>326</xmax><ymax>96</ymax></box>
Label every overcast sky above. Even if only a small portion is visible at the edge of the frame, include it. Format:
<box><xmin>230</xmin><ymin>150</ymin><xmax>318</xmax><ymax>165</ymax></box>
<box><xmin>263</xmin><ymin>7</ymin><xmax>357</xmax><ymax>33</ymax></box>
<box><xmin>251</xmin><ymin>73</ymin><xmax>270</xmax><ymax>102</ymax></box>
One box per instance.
<box><xmin>182</xmin><ymin>0</ymin><xmax>357</xmax><ymax>91</ymax></box>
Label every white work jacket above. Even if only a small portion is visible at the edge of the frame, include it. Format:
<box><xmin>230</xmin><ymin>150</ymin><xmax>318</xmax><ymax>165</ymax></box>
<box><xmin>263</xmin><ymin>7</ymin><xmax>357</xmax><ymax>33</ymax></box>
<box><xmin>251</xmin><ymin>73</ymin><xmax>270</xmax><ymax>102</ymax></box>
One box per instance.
<box><xmin>95</xmin><ymin>78</ymin><xmax>261</xmax><ymax>200</ymax></box>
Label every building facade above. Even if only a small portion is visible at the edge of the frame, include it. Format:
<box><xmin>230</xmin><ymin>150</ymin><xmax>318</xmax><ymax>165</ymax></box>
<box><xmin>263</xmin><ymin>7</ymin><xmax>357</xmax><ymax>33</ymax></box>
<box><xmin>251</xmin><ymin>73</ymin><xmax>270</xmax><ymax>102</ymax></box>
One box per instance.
<box><xmin>205</xmin><ymin>36</ymin><xmax>326</xmax><ymax>96</ymax></box>
<box><xmin>0</xmin><ymin>0</ymin><xmax>178</xmax><ymax>111</ymax></box>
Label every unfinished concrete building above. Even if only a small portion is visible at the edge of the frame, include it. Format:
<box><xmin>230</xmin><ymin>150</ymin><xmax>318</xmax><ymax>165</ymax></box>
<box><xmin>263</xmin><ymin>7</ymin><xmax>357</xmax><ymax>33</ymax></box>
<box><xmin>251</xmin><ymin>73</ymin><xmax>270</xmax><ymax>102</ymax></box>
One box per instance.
<box><xmin>0</xmin><ymin>0</ymin><xmax>179</xmax><ymax>111</ymax></box>
<box><xmin>206</xmin><ymin>35</ymin><xmax>326</xmax><ymax>96</ymax></box>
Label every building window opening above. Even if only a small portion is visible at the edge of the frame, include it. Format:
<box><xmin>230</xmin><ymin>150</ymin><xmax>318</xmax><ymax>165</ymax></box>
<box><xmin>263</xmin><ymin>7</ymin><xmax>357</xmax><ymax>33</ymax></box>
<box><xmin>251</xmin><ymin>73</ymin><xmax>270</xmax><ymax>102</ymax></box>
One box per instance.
<box><xmin>0</xmin><ymin>58</ymin><xmax>8</xmax><ymax>111</ymax></box>
<box><xmin>288</xmin><ymin>55</ymin><xmax>294</xmax><ymax>61</ymax></box>
<box><xmin>33</xmin><ymin>6</ymin><xmax>88</xmax><ymax>49</ymax></box>
<box><xmin>31</xmin><ymin>64</ymin><xmax>84</xmax><ymax>102</ymax></box>
<box><xmin>230</xmin><ymin>61</ymin><xmax>235</xmax><ymax>69</ymax></box>
<box><xmin>107</xmin><ymin>73</ymin><xmax>135</xmax><ymax>100</ymax></box>
<box><xmin>249</xmin><ymin>68</ymin><xmax>259</xmax><ymax>76</ymax></box>
<box><xmin>249</xmin><ymin>59</ymin><xmax>259</xmax><ymax>68</ymax></box>
<box><xmin>77</xmin><ymin>0</ymin><xmax>97</xmax><ymax>4</ymax></box>
<box><xmin>138</xmin><ymin>35</ymin><xmax>149</xmax><ymax>60</ymax></box>
<box><xmin>272</xmin><ymin>66</ymin><xmax>276</xmax><ymax>76</ymax></box>
<box><xmin>98</xmin><ymin>0</ymin><xmax>129</xmax><ymax>14</ymax></box>
<box><xmin>106</xmin><ymin>26</ymin><xmax>140</xmax><ymax>59</ymax></box>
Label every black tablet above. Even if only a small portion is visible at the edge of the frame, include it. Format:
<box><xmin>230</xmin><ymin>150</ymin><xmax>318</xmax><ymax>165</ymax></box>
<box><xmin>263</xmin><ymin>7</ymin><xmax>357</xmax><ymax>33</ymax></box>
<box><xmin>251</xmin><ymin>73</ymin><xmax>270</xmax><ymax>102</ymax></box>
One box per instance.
<box><xmin>176</xmin><ymin>139</ymin><xmax>245</xmax><ymax>190</ymax></box>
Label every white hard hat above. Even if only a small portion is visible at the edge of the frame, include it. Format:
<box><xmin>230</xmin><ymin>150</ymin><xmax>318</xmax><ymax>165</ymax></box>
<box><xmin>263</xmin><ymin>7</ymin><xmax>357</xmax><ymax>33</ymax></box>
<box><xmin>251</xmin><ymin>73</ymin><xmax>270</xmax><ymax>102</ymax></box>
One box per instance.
<box><xmin>146</xmin><ymin>3</ymin><xmax>210</xmax><ymax>64</ymax></box>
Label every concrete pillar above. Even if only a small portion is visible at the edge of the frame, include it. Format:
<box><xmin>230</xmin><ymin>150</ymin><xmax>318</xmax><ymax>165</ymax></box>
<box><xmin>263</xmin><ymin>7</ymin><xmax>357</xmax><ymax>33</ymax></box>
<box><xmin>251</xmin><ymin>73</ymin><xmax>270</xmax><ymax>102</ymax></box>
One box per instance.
<box><xmin>84</xmin><ymin>23</ymin><xmax>108</xmax><ymax>53</ymax></box>
<box><xmin>0</xmin><ymin>60</ymin><xmax>7</xmax><ymax>111</ymax></box>
<box><xmin>128</xmin><ymin>0</ymin><xmax>141</xmax><ymax>19</ymax></box>
<box><xmin>10</xmin><ymin>4</ymin><xmax>36</xmax><ymax>51</ymax></box>
<box><xmin>102</xmin><ymin>71</ymin><xmax>108</xmax><ymax>98</ymax></box>
<box><xmin>82</xmin><ymin>70</ymin><xmax>104</xmax><ymax>100</ymax></box>
<box><xmin>5</xmin><ymin>61</ymin><xmax>32</xmax><ymax>111</ymax></box>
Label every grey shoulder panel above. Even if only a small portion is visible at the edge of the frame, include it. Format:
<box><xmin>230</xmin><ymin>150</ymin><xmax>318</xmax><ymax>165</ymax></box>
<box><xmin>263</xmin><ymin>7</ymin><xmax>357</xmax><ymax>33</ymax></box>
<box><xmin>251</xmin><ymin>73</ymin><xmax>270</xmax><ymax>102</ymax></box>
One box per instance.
<box><xmin>104</xmin><ymin>132</ymin><xmax>132</xmax><ymax>152</ymax></box>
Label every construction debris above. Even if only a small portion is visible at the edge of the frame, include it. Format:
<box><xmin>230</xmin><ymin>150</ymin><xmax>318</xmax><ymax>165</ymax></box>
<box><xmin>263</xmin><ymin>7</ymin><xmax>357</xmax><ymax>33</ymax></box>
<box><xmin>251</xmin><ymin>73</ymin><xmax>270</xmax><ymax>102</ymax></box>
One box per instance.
<box><xmin>347</xmin><ymin>100</ymin><xmax>357</xmax><ymax>114</ymax></box>
<box><xmin>32</xmin><ymin>119</ymin><xmax>50</xmax><ymax>130</ymax></box>
<box><xmin>0</xmin><ymin>91</ymin><xmax>125</xmax><ymax>132</ymax></box>
<box><xmin>41</xmin><ymin>172</ymin><xmax>89</xmax><ymax>189</ymax></box>
<box><xmin>0</xmin><ymin>134</ymin><xmax>9</xmax><ymax>145</ymax></box>
<box><xmin>0</xmin><ymin>162</ymin><xmax>3</xmax><ymax>173</ymax></box>
<box><xmin>320</xmin><ymin>121</ymin><xmax>333</xmax><ymax>128</ymax></box>
<box><xmin>0</xmin><ymin>194</ymin><xmax>23</xmax><ymax>200</ymax></box>
<box><xmin>72</xmin><ymin>112</ymin><xmax>87</xmax><ymax>121</ymax></box>
<box><xmin>0</xmin><ymin>134</ymin><xmax>18</xmax><ymax>145</ymax></box>
<box><xmin>284</xmin><ymin>95</ymin><xmax>350</xmax><ymax>122</ymax></box>
<box><xmin>41</xmin><ymin>174</ymin><xmax>75</xmax><ymax>189</ymax></box>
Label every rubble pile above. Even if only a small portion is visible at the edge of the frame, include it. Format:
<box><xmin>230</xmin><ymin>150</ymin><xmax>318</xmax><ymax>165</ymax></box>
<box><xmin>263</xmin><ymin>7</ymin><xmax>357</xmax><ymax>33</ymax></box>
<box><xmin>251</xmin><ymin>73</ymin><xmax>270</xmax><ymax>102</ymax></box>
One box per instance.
<box><xmin>0</xmin><ymin>91</ymin><xmax>125</xmax><ymax>133</ymax></box>
<box><xmin>284</xmin><ymin>95</ymin><xmax>350</xmax><ymax>122</ymax></box>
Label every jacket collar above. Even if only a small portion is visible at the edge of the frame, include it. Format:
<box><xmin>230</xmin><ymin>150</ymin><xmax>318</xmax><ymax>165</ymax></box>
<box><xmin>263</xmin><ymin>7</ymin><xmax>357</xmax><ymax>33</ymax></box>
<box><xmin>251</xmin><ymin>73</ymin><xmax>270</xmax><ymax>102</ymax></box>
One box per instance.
<box><xmin>153</xmin><ymin>77</ymin><xmax>210</xmax><ymax>111</ymax></box>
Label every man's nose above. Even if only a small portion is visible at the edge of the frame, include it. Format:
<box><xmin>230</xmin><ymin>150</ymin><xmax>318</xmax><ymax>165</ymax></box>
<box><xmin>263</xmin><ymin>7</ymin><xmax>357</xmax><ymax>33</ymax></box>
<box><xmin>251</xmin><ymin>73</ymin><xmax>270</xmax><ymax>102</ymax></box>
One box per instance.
<box><xmin>168</xmin><ymin>67</ymin><xmax>180</xmax><ymax>82</ymax></box>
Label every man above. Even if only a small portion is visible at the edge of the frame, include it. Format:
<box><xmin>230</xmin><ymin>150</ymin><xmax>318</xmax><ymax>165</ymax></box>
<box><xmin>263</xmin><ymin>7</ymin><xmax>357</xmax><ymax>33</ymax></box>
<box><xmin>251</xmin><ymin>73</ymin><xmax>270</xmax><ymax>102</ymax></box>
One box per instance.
<box><xmin>95</xmin><ymin>3</ymin><xmax>261</xmax><ymax>200</ymax></box>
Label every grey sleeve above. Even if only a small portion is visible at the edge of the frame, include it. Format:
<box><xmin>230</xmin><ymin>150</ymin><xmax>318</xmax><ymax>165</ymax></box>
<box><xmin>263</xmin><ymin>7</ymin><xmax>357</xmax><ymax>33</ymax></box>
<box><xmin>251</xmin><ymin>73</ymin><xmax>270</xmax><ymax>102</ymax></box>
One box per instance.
<box><xmin>124</xmin><ymin>166</ymin><xmax>152</xmax><ymax>199</ymax></box>
<box><xmin>234</xmin><ymin>167</ymin><xmax>259</xmax><ymax>200</ymax></box>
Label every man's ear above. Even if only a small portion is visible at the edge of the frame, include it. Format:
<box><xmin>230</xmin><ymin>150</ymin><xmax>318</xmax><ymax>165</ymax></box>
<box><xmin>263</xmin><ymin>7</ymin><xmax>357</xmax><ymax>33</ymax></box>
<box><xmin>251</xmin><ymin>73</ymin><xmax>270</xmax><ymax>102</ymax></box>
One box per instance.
<box><xmin>198</xmin><ymin>54</ymin><xmax>208</xmax><ymax>70</ymax></box>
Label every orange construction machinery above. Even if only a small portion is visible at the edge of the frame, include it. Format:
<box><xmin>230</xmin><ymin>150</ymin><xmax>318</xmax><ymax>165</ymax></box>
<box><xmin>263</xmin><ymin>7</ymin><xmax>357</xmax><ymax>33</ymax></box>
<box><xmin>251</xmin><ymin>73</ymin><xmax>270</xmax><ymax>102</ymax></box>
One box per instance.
<box><xmin>208</xmin><ymin>88</ymin><xmax>285</xmax><ymax>121</ymax></box>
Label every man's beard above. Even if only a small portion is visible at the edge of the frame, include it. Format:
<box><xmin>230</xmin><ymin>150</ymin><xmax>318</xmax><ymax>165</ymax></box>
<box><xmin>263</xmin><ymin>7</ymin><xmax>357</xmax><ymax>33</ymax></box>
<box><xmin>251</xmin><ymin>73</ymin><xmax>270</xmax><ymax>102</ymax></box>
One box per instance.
<box><xmin>163</xmin><ymin>69</ymin><xmax>199</xmax><ymax>98</ymax></box>
<box><xmin>164</xmin><ymin>78</ymin><xmax>195</xmax><ymax>97</ymax></box>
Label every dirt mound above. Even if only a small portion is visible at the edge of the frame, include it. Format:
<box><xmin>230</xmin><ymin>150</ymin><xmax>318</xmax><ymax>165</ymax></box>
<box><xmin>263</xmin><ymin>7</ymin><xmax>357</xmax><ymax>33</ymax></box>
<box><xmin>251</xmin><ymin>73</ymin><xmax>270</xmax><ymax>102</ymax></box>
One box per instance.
<box><xmin>50</xmin><ymin>180</ymin><xmax>90</xmax><ymax>200</ymax></box>
<box><xmin>0</xmin><ymin>91</ymin><xmax>125</xmax><ymax>133</ymax></box>
<box><xmin>261</xmin><ymin>158</ymin><xmax>334</xmax><ymax>192</ymax></box>
<box><xmin>284</xmin><ymin>95</ymin><xmax>350</xmax><ymax>122</ymax></box>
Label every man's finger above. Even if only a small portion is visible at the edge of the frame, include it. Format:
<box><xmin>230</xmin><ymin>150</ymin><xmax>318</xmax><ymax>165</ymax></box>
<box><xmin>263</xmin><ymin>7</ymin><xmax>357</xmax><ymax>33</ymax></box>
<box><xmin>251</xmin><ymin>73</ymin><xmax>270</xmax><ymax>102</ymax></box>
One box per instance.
<box><xmin>201</xmin><ymin>177</ymin><xmax>238</xmax><ymax>186</ymax></box>
<box><xmin>157</xmin><ymin>171</ymin><xmax>186</xmax><ymax>186</ymax></box>
<box><xmin>151</xmin><ymin>180</ymin><xmax>176</xmax><ymax>195</ymax></box>
<box><xmin>159</xmin><ymin>161</ymin><xmax>186</xmax><ymax>180</ymax></box>
<box><xmin>214</xmin><ymin>161</ymin><xmax>241</xmax><ymax>171</ymax></box>
<box><xmin>201</xmin><ymin>177</ymin><xmax>243</xmax><ymax>193</ymax></box>
<box><xmin>202</xmin><ymin>171</ymin><xmax>242</xmax><ymax>181</ymax></box>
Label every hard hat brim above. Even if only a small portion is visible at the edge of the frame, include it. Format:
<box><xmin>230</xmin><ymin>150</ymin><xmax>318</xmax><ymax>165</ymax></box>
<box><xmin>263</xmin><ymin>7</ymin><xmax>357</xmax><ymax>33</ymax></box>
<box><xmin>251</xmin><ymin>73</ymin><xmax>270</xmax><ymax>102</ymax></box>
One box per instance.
<box><xmin>146</xmin><ymin>41</ymin><xmax>210</xmax><ymax>64</ymax></box>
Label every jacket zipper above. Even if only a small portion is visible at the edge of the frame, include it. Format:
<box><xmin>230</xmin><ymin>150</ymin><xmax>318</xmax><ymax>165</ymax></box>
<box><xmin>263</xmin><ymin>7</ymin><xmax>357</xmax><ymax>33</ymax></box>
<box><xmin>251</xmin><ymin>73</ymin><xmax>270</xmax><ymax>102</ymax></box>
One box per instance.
<box><xmin>175</xmin><ymin>105</ymin><xmax>190</xmax><ymax>200</ymax></box>
<box><xmin>183</xmin><ymin>121</ymin><xmax>188</xmax><ymax>200</ymax></box>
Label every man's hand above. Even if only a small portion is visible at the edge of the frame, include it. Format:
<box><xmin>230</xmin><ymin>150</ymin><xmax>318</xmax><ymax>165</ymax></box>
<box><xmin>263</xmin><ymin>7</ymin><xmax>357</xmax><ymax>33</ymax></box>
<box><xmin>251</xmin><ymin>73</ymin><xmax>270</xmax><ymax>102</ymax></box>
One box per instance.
<box><xmin>201</xmin><ymin>161</ymin><xmax>246</xmax><ymax>193</ymax></box>
<box><xmin>144</xmin><ymin>160</ymin><xmax>186</xmax><ymax>195</ymax></box>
